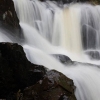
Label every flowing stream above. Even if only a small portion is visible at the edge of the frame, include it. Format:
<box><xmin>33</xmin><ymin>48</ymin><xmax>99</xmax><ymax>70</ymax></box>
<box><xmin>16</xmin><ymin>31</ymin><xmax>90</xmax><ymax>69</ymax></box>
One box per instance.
<box><xmin>1</xmin><ymin>0</ymin><xmax>100</xmax><ymax>100</ymax></box>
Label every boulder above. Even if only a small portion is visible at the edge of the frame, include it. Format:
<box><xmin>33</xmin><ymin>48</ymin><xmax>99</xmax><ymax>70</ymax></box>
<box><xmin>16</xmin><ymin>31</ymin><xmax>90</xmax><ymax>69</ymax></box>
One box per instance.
<box><xmin>0</xmin><ymin>43</ymin><xmax>77</xmax><ymax>100</ymax></box>
<box><xmin>81</xmin><ymin>23</ymin><xmax>97</xmax><ymax>50</ymax></box>
<box><xmin>23</xmin><ymin>70</ymin><xmax>76</xmax><ymax>100</ymax></box>
<box><xmin>0</xmin><ymin>42</ymin><xmax>46</xmax><ymax>99</ymax></box>
<box><xmin>85</xmin><ymin>50</ymin><xmax>100</xmax><ymax>60</ymax></box>
<box><xmin>52</xmin><ymin>54</ymin><xmax>73</xmax><ymax>65</ymax></box>
<box><xmin>0</xmin><ymin>0</ymin><xmax>20</xmax><ymax>34</ymax></box>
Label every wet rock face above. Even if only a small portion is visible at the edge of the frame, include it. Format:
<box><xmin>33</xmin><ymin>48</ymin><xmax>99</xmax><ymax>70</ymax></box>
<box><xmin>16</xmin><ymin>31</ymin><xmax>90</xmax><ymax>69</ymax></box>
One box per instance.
<box><xmin>0</xmin><ymin>43</ymin><xmax>76</xmax><ymax>100</ymax></box>
<box><xmin>52</xmin><ymin>54</ymin><xmax>73</xmax><ymax>65</ymax></box>
<box><xmin>85</xmin><ymin>50</ymin><xmax>100</xmax><ymax>60</ymax></box>
<box><xmin>0</xmin><ymin>43</ymin><xmax>46</xmax><ymax>98</ymax></box>
<box><xmin>0</xmin><ymin>0</ymin><xmax>20</xmax><ymax>32</ymax></box>
<box><xmin>23</xmin><ymin>70</ymin><xmax>76</xmax><ymax>100</ymax></box>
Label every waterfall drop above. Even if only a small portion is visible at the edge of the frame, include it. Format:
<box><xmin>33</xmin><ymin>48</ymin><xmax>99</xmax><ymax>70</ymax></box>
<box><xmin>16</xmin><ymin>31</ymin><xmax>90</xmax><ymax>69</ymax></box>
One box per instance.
<box><xmin>1</xmin><ymin>0</ymin><xmax>100</xmax><ymax>100</ymax></box>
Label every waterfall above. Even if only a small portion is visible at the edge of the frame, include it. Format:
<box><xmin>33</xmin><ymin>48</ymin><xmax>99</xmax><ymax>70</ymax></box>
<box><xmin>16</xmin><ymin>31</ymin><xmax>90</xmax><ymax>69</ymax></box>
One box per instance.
<box><xmin>0</xmin><ymin>0</ymin><xmax>100</xmax><ymax>100</ymax></box>
<box><xmin>52</xmin><ymin>4</ymin><xmax>82</xmax><ymax>54</ymax></box>
<box><xmin>81</xmin><ymin>4</ymin><xmax>100</xmax><ymax>49</ymax></box>
<box><xmin>20</xmin><ymin>23</ymin><xmax>100</xmax><ymax>100</ymax></box>
<box><xmin>14</xmin><ymin>0</ymin><xmax>83</xmax><ymax>55</ymax></box>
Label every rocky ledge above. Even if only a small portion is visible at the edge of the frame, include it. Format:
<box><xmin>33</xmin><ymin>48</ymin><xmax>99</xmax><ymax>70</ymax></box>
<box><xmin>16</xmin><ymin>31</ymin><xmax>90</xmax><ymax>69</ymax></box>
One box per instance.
<box><xmin>23</xmin><ymin>70</ymin><xmax>76</xmax><ymax>100</ymax></box>
<box><xmin>0</xmin><ymin>43</ymin><xmax>76</xmax><ymax>100</ymax></box>
<box><xmin>0</xmin><ymin>0</ymin><xmax>20</xmax><ymax>34</ymax></box>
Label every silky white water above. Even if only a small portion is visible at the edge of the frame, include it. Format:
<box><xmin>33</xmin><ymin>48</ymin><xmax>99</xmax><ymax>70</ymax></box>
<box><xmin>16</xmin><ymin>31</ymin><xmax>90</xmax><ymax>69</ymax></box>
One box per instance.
<box><xmin>14</xmin><ymin>0</ymin><xmax>83</xmax><ymax>55</ymax></box>
<box><xmin>21</xmin><ymin>23</ymin><xmax>100</xmax><ymax>100</ymax></box>
<box><xmin>1</xmin><ymin>0</ymin><xmax>100</xmax><ymax>100</ymax></box>
<box><xmin>52</xmin><ymin>4</ymin><xmax>82</xmax><ymax>54</ymax></box>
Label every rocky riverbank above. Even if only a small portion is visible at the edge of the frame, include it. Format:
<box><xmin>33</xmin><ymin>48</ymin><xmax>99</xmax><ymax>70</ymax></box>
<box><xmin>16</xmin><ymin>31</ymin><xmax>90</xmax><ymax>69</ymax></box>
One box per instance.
<box><xmin>0</xmin><ymin>43</ymin><xmax>77</xmax><ymax>100</ymax></box>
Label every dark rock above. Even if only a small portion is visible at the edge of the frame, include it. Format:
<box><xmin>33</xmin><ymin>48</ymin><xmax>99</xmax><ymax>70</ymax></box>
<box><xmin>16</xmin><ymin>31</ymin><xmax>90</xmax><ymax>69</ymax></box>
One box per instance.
<box><xmin>85</xmin><ymin>50</ymin><xmax>100</xmax><ymax>60</ymax></box>
<box><xmin>81</xmin><ymin>25</ymin><xmax>96</xmax><ymax>50</ymax></box>
<box><xmin>23</xmin><ymin>70</ymin><xmax>76</xmax><ymax>100</ymax></box>
<box><xmin>62</xmin><ymin>0</ymin><xmax>75</xmax><ymax>3</ymax></box>
<box><xmin>59</xmin><ymin>95</ymin><xmax>69</xmax><ymax>100</ymax></box>
<box><xmin>0</xmin><ymin>0</ymin><xmax>21</xmax><ymax>34</ymax></box>
<box><xmin>52</xmin><ymin>54</ymin><xmax>73</xmax><ymax>65</ymax></box>
<box><xmin>77</xmin><ymin>0</ymin><xmax>90</xmax><ymax>2</ymax></box>
<box><xmin>0</xmin><ymin>42</ymin><xmax>46</xmax><ymax>99</ymax></box>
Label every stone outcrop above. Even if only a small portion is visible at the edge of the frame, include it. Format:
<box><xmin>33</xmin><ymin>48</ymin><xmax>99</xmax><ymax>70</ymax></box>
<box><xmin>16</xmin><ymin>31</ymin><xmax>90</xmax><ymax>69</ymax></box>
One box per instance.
<box><xmin>85</xmin><ymin>50</ymin><xmax>100</xmax><ymax>60</ymax></box>
<box><xmin>52</xmin><ymin>54</ymin><xmax>73</xmax><ymax>65</ymax></box>
<box><xmin>0</xmin><ymin>43</ymin><xmax>46</xmax><ymax>99</ymax></box>
<box><xmin>0</xmin><ymin>43</ymin><xmax>76</xmax><ymax>100</ymax></box>
<box><xmin>0</xmin><ymin>0</ymin><xmax>20</xmax><ymax>33</ymax></box>
<box><xmin>23</xmin><ymin>70</ymin><xmax>76</xmax><ymax>100</ymax></box>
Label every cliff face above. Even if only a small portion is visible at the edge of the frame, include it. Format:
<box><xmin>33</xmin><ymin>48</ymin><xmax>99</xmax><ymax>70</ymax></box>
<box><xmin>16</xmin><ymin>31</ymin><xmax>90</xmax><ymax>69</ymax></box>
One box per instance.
<box><xmin>0</xmin><ymin>0</ymin><xmax>20</xmax><ymax>34</ymax></box>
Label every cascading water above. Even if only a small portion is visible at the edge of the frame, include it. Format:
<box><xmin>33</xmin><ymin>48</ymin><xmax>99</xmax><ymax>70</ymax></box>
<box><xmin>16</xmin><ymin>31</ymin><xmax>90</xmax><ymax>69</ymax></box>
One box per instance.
<box><xmin>81</xmin><ymin>4</ymin><xmax>100</xmax><ymax>60</ymax></box>
<box><xmin>1</xmin><ymin>0</ymin><xmax>100</xmax><ymax>100</ymax></box>
<box><xmin>52</xmin><ymin>4</ymin><xmax>82</xmax><ymax>54</ymax></box>
<box><xmin>14</xmin><ymin>0</ymin><xmax>83</xmax><ymax>55</ymax></box>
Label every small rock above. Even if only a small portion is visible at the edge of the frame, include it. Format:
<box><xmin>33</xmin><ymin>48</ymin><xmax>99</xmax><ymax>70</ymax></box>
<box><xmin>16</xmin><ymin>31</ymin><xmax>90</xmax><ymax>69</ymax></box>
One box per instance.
<box><xmin>85</xmin><ymin>50</ymin><xmax>100</xmax><ymax>60</ymax></box>
<box><xmin>52</xmin><ymin>54</ymin><xmax>73</xmax><ymax>65</ymax></box>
